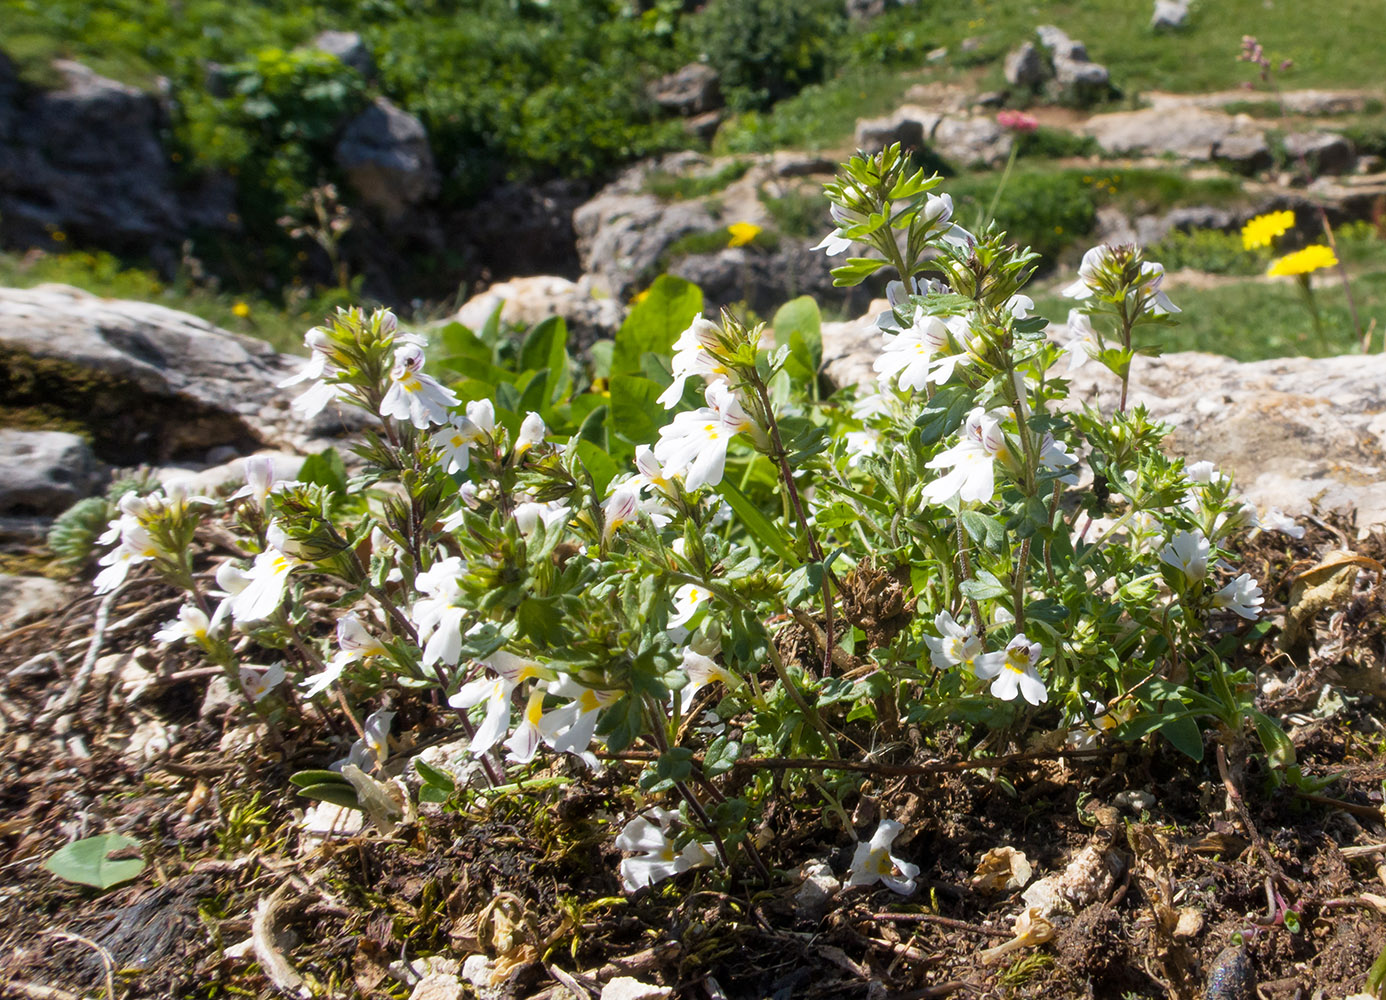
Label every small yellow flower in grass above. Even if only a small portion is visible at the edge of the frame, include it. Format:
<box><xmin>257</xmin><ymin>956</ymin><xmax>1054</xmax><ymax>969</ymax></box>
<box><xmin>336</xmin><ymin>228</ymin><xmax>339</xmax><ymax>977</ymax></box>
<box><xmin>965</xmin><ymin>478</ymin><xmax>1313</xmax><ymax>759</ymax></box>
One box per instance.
<box><xmin>630</xmin><ymin>288</ymin><xmax>650</xmax><ymax>305</ymax></box>
<box><xmin>1241</xmin><ymin>209</ymin><xmax>1295</xmax><ymax>250</ymax></box>
<box><xmin>726</xmin><ymin>222</ymin><xmax>762</xmax><ymax>248</ymax></box>
<box><xmin>232</xmin><ymin>301</ymin><xmax>252</xmax><ymax>318</ymax></box>
<box><xmin>1267</xmin><ymin>244</ymin><xmax>1338</xmax><ymax>277</ymax></box>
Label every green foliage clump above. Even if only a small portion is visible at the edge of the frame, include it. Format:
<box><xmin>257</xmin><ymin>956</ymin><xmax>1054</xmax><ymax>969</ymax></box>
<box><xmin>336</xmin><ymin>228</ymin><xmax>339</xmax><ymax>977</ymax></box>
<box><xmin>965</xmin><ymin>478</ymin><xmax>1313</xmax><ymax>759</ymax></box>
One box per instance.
<box><xmin>644</xmin><ymin>161</ymin><xmax>752</xmax><ymax>202</ymax></box>
<box><xmin>1016</xmin><ymin>126</ymin><xmax>1099</xmax><ymax>160</ymax></box>
<box><xmin>951</xmin><ymin>171</ymin><xmax>1096</xmax><ymax>262</ymax></box>
<box><xmin>759</xmin><ymin>188</ymin><xmax>832</xmax><ymax>239</ymax></box>
<box><xmin>692</xmin><ymin>0</ymin><xmax>847</xmax><ymax>111</ymax></box>
<box><xmin>1148</xmin><ymin>228</ymin><xmax>1264</xmax><ymax>276</ymax></box>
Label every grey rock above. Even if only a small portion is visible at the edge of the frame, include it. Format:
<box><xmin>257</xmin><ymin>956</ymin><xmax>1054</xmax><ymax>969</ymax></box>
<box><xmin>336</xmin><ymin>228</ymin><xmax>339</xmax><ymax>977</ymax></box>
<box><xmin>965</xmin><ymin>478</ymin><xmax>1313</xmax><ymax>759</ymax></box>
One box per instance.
<box><xmin>1150</xmin><ymin>0</ymin><xmax>1190</xmax><ymax>29</ymax></box>
<box><xmin>648</xmin><ymin>63</ymin><xmax>722</xmax><ymax>117</ymax></box>
<box><xmin>1283</xmin><ymin>131</ymin><xmax>1356</xmax><ymax>176</ymax></box>
<box><xmin>0</xmin><ymin>61</ymin><xmax>182</xmax><ymax>253</ymax></box>
<box><xmin>0</xmin><ymin>429</ymin><xmax>101</xmax><ymax>516</ymax></box>
<box><xmin>455</xmin><ymin>276</ymin><xmax>626</xmax><ymax>354</ymax></box>
<box><xmin>670</xmin><ymin>243</ymin><xmax>873</xmax><ymax>319</ymax></box>
<box><xmin>1035</xmin><ymin>25</ymin><xmax>1086</xmax><ymax>61</ymax></box>
<box><xmin>0</xmin><ymin>574</ymin><xmax>69</xmax><ymax>631</ymax></box>
<box><xmin>930</xmin><ymin>115</ymin><xmax>1013</xmax><ymax>168</ymax></box>
<box><xmin>1214</xmin><ymin>131</ymin><xmax>1273</xmax><ymax>173</ymax></box>
<box><xmin>1084</xmin><ymin>106</ymin><xmax>1264</xmax><ymax>162</ymax></box>
<box><xmin>854</xmin><ymin>107</ymin><xmax>935</xmax><ymax>153</ymax></box>
<box><xmin>334</xmin><ymin>97</ymin><xmax>438</xmax><ymax>220</ymax></box>
<box><xmin>160</xmin><ymin>450</ymin><xmax>307</xmax><ymax>498</ymax></box>
<box><xmin>926</xmin><ymin>47</ymin><xmax>949</xmax><ymax>63</ymax></box>
<box><xmin>685</xmin><ymin>109</ymin><xmax>725</xmax><ymax>142</ymax></box>
<box><xmin>1035</xmin><ymin>25</ymin><xmax>1110</xmax><ymax>106</ymax></box>
<box><xmin>1004</xmin><ymin>42</ymin><xmax>1048</xmax><ymax>88</ymax></box>
<box><xmin>200</xmin><ymin>675</ymin><xmax>240</xmax><ymax>719</ymax></box>
<box><xmin>0</xmin><ymin>284</ymin><xmax>304</xmax><ymax>463</ymax></box>
<box><xmin>822</xmin><ymin>302</ymin><xmax>1386</xmax><ymax>529</ymax></box>
<box><xmin>453</xmin><ymin>178</ymin><xmax>590</xmax><ymax>279</ymax></box>
<box><xmin>313</xmin><ymin>30</ymin><xmax>375</xmax><ymax>77</ymax></box>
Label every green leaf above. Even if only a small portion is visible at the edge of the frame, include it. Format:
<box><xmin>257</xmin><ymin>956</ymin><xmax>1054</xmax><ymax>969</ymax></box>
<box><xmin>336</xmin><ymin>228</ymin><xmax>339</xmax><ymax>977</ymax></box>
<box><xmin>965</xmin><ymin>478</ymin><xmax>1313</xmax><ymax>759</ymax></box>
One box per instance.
<box><xmin>612</xmin><ymin>275</ymin><xmax>703</xmax><ymax>377</ymax></box>
<box><xmin>44</xmin><ymin>833</ymin><xmax>146</xmax><ymax>890</ymax></box>
<box><xmin>958</xmin><ymin>510</ymin><xmax>1005</xmax><ymax>552</ymax></box>
<box><xmin>520</xmin><ymin>316</ymin><xmax>571</xmax><ymax>406</ymax></box>
<box><xmin>1159</xmin><ymin>713</ymin><xmax>1205</xmax><ymax>761</ymax></box>
<box><xmin>438</xmin><ymin>321</ymin><xmax>494</xmax><ymax>365</ymax></box>
<box><xmin>959</xmin><ymin>570</ymin><xmax>1007</xmax><ymax>600</ymax></box>
<box><xmin>289</xmin><ymin>769</ymin><xmax>350</xmax><ymax>788</ymax></box>
<box><xmin>609</xmin><ymin>374</ymin><xmax>664</xmax><ymax>446</ymax></box>
<box><xmin>414</xmin><ymin>758</ymin><xmax>457</xmax><ymax>792</ymax></box>
<box><xmin>914</xmin><ymin>384</ymin><xmax>974</xmax><ymax>445</ymax></box>
<box><xmin>1250</xmin><ymin>710</ymin><xmax>1296</xmax><ymax>770</ymax></box>
<box><xmin>298</xmin><ymin>447</ymin><xmax>347</xmax><ymax>495</ymax></box>
<box><xmin>296</xmin><ymin>782</ymin><xmax>364</xmax><ymax>810</ymax></box>
<box><xmin>830</xmin><ymin>257</ymin><xmax>888</xmax><ymax>287</ymax></box>
<box><xmin>784</xmin><ymin>561</ymin><xmax>825</xmax><ymax>607</ymax></box>
<box><xmin>773</xmin><ymin>296</ymin><xmax>822</xmax><ymax>398</ymax></box>
<box><xmin>574</xmin><ymin>439</ymin><xmax>620</xmax><ymax>495</ymax></box>
<box><xmin>704</xmin><ymin>735</ymin><xmax>741</xmax><ymax>777</ymax></box>
<box><xmin>716</xmin><ymin>478</ymin><xmax>799</xmax><ymax>566</ymax></box>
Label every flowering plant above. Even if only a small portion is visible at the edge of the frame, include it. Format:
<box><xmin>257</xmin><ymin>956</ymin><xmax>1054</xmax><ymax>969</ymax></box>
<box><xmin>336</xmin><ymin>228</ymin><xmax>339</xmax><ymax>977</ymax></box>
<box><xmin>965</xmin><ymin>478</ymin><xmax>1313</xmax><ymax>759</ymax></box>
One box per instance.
<box><xmin>89</xmin><ymin>144</ymin><xmax>1292</xmax><ymax>899</ymax></box>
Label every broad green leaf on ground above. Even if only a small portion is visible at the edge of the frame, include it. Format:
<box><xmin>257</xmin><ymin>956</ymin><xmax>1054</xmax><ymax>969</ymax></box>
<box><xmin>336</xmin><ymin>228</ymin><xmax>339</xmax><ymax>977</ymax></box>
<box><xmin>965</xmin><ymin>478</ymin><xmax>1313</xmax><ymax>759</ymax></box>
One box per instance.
<box><xmin>612</xmin><ymin>275</ymin><xmax>703</xmax><ymax>377</ymax></box>
<box><xmin>44</xmin><ymin>833</ymin><xmax>146</xmax><ymax>889</ymax></box>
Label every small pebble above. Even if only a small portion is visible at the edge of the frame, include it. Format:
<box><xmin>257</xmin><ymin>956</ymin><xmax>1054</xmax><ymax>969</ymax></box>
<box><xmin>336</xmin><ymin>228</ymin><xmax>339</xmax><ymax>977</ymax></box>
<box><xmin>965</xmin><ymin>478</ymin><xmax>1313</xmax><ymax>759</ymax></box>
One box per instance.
<box><xmin>1206</xmin><ymin>944</ymin><xmax>1254</xmax><ymax>1000</ymax></box>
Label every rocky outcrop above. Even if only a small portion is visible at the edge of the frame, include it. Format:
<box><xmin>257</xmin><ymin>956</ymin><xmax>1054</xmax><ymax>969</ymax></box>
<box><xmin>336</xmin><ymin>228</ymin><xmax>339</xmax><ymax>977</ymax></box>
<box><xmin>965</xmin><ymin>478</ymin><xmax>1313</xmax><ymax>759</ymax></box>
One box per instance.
<box><xmin>1150</xmin><ymin>0</ymin><xmax>1190</xmax><ymax>29</ymax></box>
<box><xmin>1082</xmin><ymin>106</ymin><xmax>1270</xmax><ymax>169</ymax></box>
<box><xmin>0</xmin><ymin>60</ymin><xmax>186</xmax><ymax>256</ymax></box>
<box><xmin>648</xmin><ymin>64</ymin><xmax>722</xmax><ymax>117</ymax></box>
<box><xmin>821</xmin><ymin>303</ymin><xmax>1386</xmax><ymax>529</ymax></box>
<box><xmin>456</xmin><ymin>275</ymin><xmax>625</xmax><ymax>352</ymax></box>
<box><xmin>854</xmin><ymin>108</ymin><xmax>1013</xmax><ymax>168</ymax></box>
<box><xmin>1034</xmin><ymin>26</ymin><xmax>1112</xmax><ymax>106</ymax></box>
<box><xmin>0</xmin><ymin>285</ymin><xmax>306</xmax><ymax>463</ymax></box>
<box><xmin>0</xmin><ymin>429</ymin><xmax>101</xmax><ymax>516</ymax></box>
<box><xmin>334</xmin><ymin>98</ymin><xmax>438</xmax><ymax>221</ymax></box>
<box><xmin>1003</xmin><ymin>42</ymin><xmax>1048</xmax><ymax>89</ymax></box>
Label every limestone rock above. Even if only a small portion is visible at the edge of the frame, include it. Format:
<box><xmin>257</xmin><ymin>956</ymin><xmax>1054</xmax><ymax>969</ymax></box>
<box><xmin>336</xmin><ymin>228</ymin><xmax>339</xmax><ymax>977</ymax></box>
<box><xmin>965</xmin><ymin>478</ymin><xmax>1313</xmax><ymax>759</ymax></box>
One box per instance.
<box><xmin>0</xmin><ymin>60</ymin><xmax>183</xmax><ymax>254</ymax></box>
<box><xmin>1150</xmin><ymin>0</ymin><xmax>1190</xmax><ymax>29</ymax></box>
<box><xmin>930</xmin><ymin>115</ymin><xmax>1013</xmax><ymax>169</ymax></box>
<box><xmin>455</xmin><ymin>275</ymin><xmax>625</xmax><ymax>353</ymax></box>
<box><xmin>821</xmin><ymin>304</ymin><xmax>1386</xmax><ymax>530</ymax></box>
<box><xmin>1283</xmin><ymin>131</ymin><xmax>1356</xmax><ymax>176</ymax></box>
<box><xmin>1034</xmin><ymin>26</ymin><xmax>1111</xmax><ymax>106</ymax></box>
<box><xmin>647</xmin><ymin>63</ymin><xmax>721</xmax><ymax>117</ymax></box>
<box><xmin>0</xmin><ymin>574</ymin><xmax>68</xmax><ymax>631</ymax></box>
<box><xmin>1004</xmin><ymin>42</ymin><xmax>1048</xmax><ymax>88</ymax></box>
<box><xmin>854</xmin><ymin>106</ymin><xmax>936</xmax><ymax>153</ymax></box>
<box><xmin>335</xmin><ymin>98</ymin><xmax>438</xmax><ymax>220</ymax></box>
<box><xmin>0</xmin><ymin>284</ymin><xmax>303</xmax><ymax>462</ymax></box>
<box><xmin>670</xmin><ymin>243</ymin><xmax>872</xmax><ymax>319</ymax></box>
<box><xmin>0</xmin><ymin>429</ymin><xmax>102</xmax><ymax>516</ymax></box>
<box><xmin>1083</xmin><ymin>106</ymin><xmax>1266</xmax><ymax>163</ymax></box>
<box><xmin>313</xmin><ymin>30</ymin><xmax>375</xmax><ymax>77</ymax></box>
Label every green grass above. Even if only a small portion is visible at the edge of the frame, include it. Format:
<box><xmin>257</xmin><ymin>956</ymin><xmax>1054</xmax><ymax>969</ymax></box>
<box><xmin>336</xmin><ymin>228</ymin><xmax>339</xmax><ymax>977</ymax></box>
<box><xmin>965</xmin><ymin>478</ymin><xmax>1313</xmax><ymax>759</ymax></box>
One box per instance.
<box><xmin>0</xmin><ymin>250</ymin><xmax>336</xmax><ymax>354</ymax></box>
<box><xmin>644</xmin><ymin>161</ymin><xmax>752</xmax><ymax>201</ymax></box>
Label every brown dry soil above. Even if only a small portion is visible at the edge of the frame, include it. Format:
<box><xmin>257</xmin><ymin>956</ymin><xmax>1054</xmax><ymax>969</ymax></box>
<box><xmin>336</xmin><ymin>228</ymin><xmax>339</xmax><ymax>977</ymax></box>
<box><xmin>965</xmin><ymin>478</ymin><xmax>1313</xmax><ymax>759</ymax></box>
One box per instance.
<box><xmin>3</xmin><ymin>517</ymin><xmax>1386</xmax><ymax>1000</ymax></box>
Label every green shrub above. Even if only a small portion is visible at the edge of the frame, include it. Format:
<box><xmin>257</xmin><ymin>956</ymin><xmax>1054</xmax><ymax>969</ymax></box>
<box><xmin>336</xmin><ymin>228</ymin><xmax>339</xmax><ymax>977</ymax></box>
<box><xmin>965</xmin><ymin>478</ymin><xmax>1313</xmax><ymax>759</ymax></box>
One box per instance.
<box><xmin>692</xmin><ymin>0</ymin><xmax>846</xmax><ymax>111</ymax></box>
<box><xmin>645</xmin><ymin>162</ymin><xmax>752</xmax><ymax>201</ymax></box>
<box><xmin>949</xmin><ymin>171</ymin><xmax>1097</xmax><ymax>262</ymax></box>
<box><xmin>1148</xmin><ymin>228</ymin><xmax>1263</xmax><ymax>276</ymax></box>
<box><xmin>1016</xmin><ymin>126</ymin><xmax>1099</xmax><ymax>160</ymax></box>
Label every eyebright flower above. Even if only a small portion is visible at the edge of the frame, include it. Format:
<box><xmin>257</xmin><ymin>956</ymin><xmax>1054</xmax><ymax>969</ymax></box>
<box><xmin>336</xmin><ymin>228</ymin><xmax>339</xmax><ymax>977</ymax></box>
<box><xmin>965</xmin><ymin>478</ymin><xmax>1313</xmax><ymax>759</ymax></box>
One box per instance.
<box><xmin>380</xmin><ymin>344</ymin><xmax>459</xmax><ymax>429</ymax></box>
<box><xmin>448</xmin><ymin>651</ymin><xmax>550</xmax><ymax>758</ymax></box>
<box><xmin>847</xmin><ymin>818</ymin><xmax>920</xmax><ymax>895</ymax></box>
<box><xmin>811</xmin><ymin>203</ymin><xmax>863</xmax><ymax>257</ymax></box>
<box><xmin>1060</xmin><ymin>310</ymin><xmax>1101</xmax><ymax>373</ymax></box>
<box><xmin>1212</xmin><ymin>573</ymin><xmax>1263</xmax><ymax>619</ymax></box>
<box><xmin>615</xmin><ymin>808</ymin><xmax>717</xmax><ymax>892</ymax></box>
<box><xmin>921</xmin><ymin>407</ymin><xmax>1009</xmax><ymax>506</ymax></box>
<box><xmin>411</xmin><ymin>557</ymin><xmax>469</xmax><ymax>666</ymax></box>
<box><xmin>658</xmin><ymin>314</ymin><xmax>732</xmax><ymax>409</ymax></box>
<box><xmin>1159</xmin><ymin>529</ymin><xmax>1210</xmax><ymax>583</ymax></box>
<box><xmin>668</xmin><ymin>582</ymin><xmax>711</xmax><ymax>630</ymax></box>
<box><xmin>676</xmin><ymin>637</ymin><xmax>739</xmax><ymax>713</ymax></box>
<box><xmin>1267</xmin><ymin>244</ymin><xmax>1338</xmax><ymax>277</ymax></box>
<box><xmin>924</xmin><ymin>610</ymin><xmax>982</xmax><ymax>672</ymax></box>
<box><xmin>303</xmin><ymin>612</ymin><xmax>390</xmax><ymax>697</ymax></box>
<box><xmin>431</xmin><ymin>417</ymin><xmax>484</xmax><ymax>474</ymax></box>
<box><xmin>873</xmin><ymin>308</ymin><xmax>967</xmax><ymax>393</ymax></box>
<box><xmin>153</xmin><ymin>603</ymin><xmax>216</xmax><ymax>646</ymax></box>
<box><xmin>653</xmin><ymin>383</ymin><xmax>754</xmax><ymax>490</ymax></box>
<box><xmin>1062</xmin><ymin>245</ymin><xmax>1180</xmax><ymax>315</ymax></box>
<box><xmin>229</xmin><ymin>543</ymin><xmax>301</xmax><ymax>622</ymax></box>
<box><xmin>1261</xmin><ymin>508</ymin><xmax>1304</xmax><ymax>539</ymax></box>
<box><xmin>514</xmin><ymin>499</ymin><xmax>571</xmax><ymax>535</ymax></box>
<box><xmin>466</xmin><ymin>398</ymin><xmax>496</xmax><ymax>436</ymax></box>
<box><xmin>514</xmin><ymin>411</ymin><xmax>547</xmax><ymax>455</ymax></box>
<box><xmin>973</xmin><ymin>635</ymin><xmax>1047</xmax><ymax>705</ymax></box>
<box><xmin>230</xmin><ymin>455</ymin><xmax>292</xmax><ymax>508</ymax></box>
<box><xmin>537</xmin><ymin>677</ymin><xmax>621</xmax><ymax>766</ymax></box>
<box><xmin>239</xmin><ymin>662</ymin><xmax>286</xmax><ymax>703</ymax></box>
<box><xmin>1241</xmin><ymin>210</ymin><xmax>1294</xmax><ymax>250</ymax></box>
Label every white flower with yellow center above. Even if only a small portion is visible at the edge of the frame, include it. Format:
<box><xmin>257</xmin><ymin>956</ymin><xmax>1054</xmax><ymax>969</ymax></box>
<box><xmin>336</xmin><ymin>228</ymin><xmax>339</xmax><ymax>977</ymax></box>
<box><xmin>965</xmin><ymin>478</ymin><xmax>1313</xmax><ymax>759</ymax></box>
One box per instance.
<box><xmin>239</xmin><ymin>662</ymin><xmax>286</xmax><ymax>703</ymax></box>
<box><xmin>615</xmin><ymin>808</ymin><xmax>717</xmax><ymax>892</ymax></box>
<box><xmin>538</xmin><ymin>678</ymin><xmax>621</xmax><ymax>765</ymax></box>
<box><xmin>380</xmin><ymin>343</ymin><xmax>459</xmax><ymax>429</ymax></box>
<box><xmin>873</xmin><ymin>309</ymin><xmax>961</xmax><ymax>393</ymax></box>
<box><xmin>514</xmin><ymin>411</ymin><xmax>548</xmax><ymax>455</ymax></box>
<box><xmin>1159</xmin><ymin>529</ymin><xmax>1209</xmax><ymax>583</ymax></box>
<box><xmin>668</xmin><ymin>582</ymin><xmax>711</xmax><ymax>630</ymax></box>
<box><xmin>229</xmin><ymin>545</ymin><xmax>301</xmax><ymax>622</ymax></box>
<box><xmin>448</xmin><ymin>650</ymin><xmax>550</xmax><ymax>757</ymax></box>
<box><xmin>1212</xmin><ymin>573</ymin><xmax>1263</xmax><ymax>620</ymax></box>
<box><xmin>431</xmin><ymin>416</ymin><xmax>484</xmax><ymax>474</ymax></box>
<box><xmin>411</xmin><ymin>557</ymin><xmax>469</xmax><ymax>666</ymax></box>
<box><xmin>658</xmin><ymin>314</ymin><xmax>732</xmax><ymax>409</ymax></box>
<box><xmin>153</xmin><ymin>603</ymin><xmax>215</xmax><ymax>646</ymax></box>
<box><xmin>973</xmin><ymin>635</ymin><xmax>1047</xmax><ymax>705</ymax></box>
<box><xmin>847</xmin><ymin>818</ymin><xmax>920</xmax><ymax>895</ymax></box>
<box><xmin>653</xmin><ymin>383</ymin><xmax>754</xmax><ymax>490</ymax></box>
<box><xmin>303</xmin><ymin>612</ymin><xmax>390</xmax><ymax>697</ymax></box>
<box><xmin>924</xmin><ymin>610</ymin><xmax>982</xmax><ymax>672</ymax></box>
<box><xmin>921</xmin><ymin>407</ymin><xmax>1009</xmax><ymax>506</ymax></box>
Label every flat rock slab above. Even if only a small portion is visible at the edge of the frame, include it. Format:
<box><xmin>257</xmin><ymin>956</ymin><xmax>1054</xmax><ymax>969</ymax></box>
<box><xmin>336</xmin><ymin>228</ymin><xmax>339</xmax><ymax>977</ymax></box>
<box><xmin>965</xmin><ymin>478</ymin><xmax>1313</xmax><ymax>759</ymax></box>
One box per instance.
<box><xmin>822</xmin><ymin>304</ymin><xmax>1386</xmax><ymax>529</ymax></box>
<box><xmin>0</xmin><ymin>428</ymin><xmax>101</xmax><ymax>515</ymax></box>
<box><xmin>0</xmin><ymin>284</ymin><xmax>303</xmax><ymax>462</ymax></box>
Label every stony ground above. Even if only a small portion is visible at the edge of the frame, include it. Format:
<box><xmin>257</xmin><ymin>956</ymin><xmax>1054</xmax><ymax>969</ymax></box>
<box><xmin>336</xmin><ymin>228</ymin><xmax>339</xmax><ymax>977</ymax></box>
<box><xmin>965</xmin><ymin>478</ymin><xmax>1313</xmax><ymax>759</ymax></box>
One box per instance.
<box><xmin>2</xmin><ymin>512</ymin><xmax>1386</xmax><ymax>1000</ymax></box>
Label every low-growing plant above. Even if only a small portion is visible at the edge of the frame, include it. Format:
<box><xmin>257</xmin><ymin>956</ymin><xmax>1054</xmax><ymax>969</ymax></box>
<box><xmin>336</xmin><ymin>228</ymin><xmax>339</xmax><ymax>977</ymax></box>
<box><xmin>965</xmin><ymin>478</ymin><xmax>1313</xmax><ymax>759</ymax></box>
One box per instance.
<box><xmin>88</xmin><ymin>144</ymin><xmax>1293</xmax><ymax>903</ymax></box>
<box><xmin>644</xmin><ymin>161</ymin><xmax>752</xmax><ymax>202</ymax></box>
<box><xmin>1148</xmin><ymin>228</ymin><xmax>1264</xmax><ymax>276</ymax></box>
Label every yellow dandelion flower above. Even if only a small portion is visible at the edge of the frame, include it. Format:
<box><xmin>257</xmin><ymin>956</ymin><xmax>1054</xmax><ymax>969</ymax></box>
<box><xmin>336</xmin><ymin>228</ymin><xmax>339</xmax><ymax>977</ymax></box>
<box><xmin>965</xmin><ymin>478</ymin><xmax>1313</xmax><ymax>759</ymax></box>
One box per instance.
<box><xmin>232</xmin><ymin>301</ymin><xmax>252</xmax><ymax>318</ymax></box>
<box><xmin>1241</xmin><ymin>210</ymin><xmax>1295</xmax><ymax>250</ymax></box>
<box><xmin>631</xmin><ymin>288</ymin><xmax>650</xmax><ymax>305</ymax></box>
<box><xmin>1267</xmin><ymin>244</ymin><xmax>1337</xmax><ymax>277</ymax></box>
<box><xmin>727</xmin><ymin>222</ymin><xmax>762</xmax><ymax>248</ymax></box>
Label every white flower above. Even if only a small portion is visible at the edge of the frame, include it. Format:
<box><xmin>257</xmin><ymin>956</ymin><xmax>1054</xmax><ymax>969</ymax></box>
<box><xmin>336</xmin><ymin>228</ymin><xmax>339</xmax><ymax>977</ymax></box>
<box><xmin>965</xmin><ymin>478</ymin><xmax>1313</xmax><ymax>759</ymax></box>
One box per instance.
<box><xmin>410</xmin><ymin>557</ymin><xmax>468</xmax><ymax>667</ymax></box>
<box><xmin>1212</xmin><ymin>573</ymin><xmax>1263</xmax><ymax>620</ymax></box>
<box><xmin>1060</xmin><ymin>310</ymin><xmax>1101</xmax><ymax>373</ymax></box>
<box><xmin>1261</xmin><ymin>508</ymin><xmax>1304</xmax><ymax>539</ymax></box>
<box><xmin>923</xmin><ymin>610</ymin><xmax>982</xmax><ymax>672</ymax></box>
<box><xmin>1062</xmin><ymin>245</ymin><xmax>1179</xmax><ymax>315</ymax></box>
<box><xmin>676</xmin><ymin>639</ymin><xmax>738</xmax><ymax>713</ymax></box>
<box><xmin>93</xmin><ymin>525</ymin><xmax>161</xmax><ymax>594</ymax></box>
<box><xmin>380</xmin><ymin>344</ymin><xmax>459</xmax><ymax>429</ymax></box>
<box><xmin>921</xmin><ymin>408</ymin><xmax>1009</xmax><ymax>506</ymax></box>
<box><xmin>514</xmin><ymin>499</ymin><xmax>570</xmax><ymax>535</ymax></box>
<box><xmin>537</xmin><ymin>678</ymin><xmax>621</xmax><ymax>764</ymax></box>
<box><xmin>653</xmin><ymin>383</ymin><xmax>754</xmax><ymax>491</ymax></box>
<box><xmin>1159</xmin><ymin>529</ymin><xmax>1209</xmax><ymax>583</ymax></box>
<box><xmin>668</xmin><ymin>582</ymin><xmax>711</xmax><ymax>630</ymax></box>
<box><xmin>514</xmin><ymin>411</ymin><xmax>547</xmax><ymax>455</ymax></box>
<box><xmin>632</xmin><ymin>444</ymin><xmax>677</xmax><ymax>497</ymax></box>
<box><xmin>847</xmin><ymin>818</ymin><xmax>920</xmax><ymax>895</ymax></box>
<box><xmin>1007</xmin><ymin>293</ymin><xmax>1034</xmax><ymax>319</ymax></box>
<box><xmin>811</xmin><ymin>228</ymin><xmax>853</xmax><ymax>256</ymax></box>
<box><xmin>449</xmin><ymin>651</ymin><xmax>548</xmax><ymax>757</ymax></box>
<box><xmin>303</xmin><ymin>612</ymin><xmax>390</xmax><ymax>697</ymax></box>
<box><xmin>844</xmin><ymin>429</ymin><xmax>880</xmax><ymax>467</ymax></box>
<box><xmin>153</xmin><ymin>603</ymin><xmax>215</xmax><ymax>646</ymax></box>
<box><xmin>229</xmin><ymin>546</ymin><xmax>301</xmax><ymax>623</ymax></box>
<box><xmin>239</xmin><ymin>662</ymin><xmax>286</xmax><ymax>703</ymax></box>
<box><xmin>229</xmin><ymin>455</ymin><xmax>291</xmax><ymax>508</ymax></box>
<box><xmin>1038</xmin><ymin>433</ymin><xmax>1079</xmax><ymax>485</ymax></box>
<box><xmin>658</xmin><ymin>314</ymin><xmax>732</xmax><ymax>408</ymax></box>
<box><xmin>973</xmin><ymin>635</ymin><xmax>1047</xmax><ymax>705</ymax></box>
<box><xmin>873</xmin><ymin>309</ymin><xmax>959</xmax><ymax>393</ymax></box>
<box><xmin>602</xmin><ymin>484</ymin><xmax>642</xmax><ymax>542</ymax></box>
<box><xmin>615</xmin><ymin>809</ymin><xmax>717</xmax><ymax>892</ymax></box>
<box><xmin>465</xmin><ymin>398</ymin><xmax>496</xmax><ymax>436</ymax></box>
<box><xmin>431</xmin><ymin>418</ymin><xmax>484</xmax><ymax>474</ymax></box>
